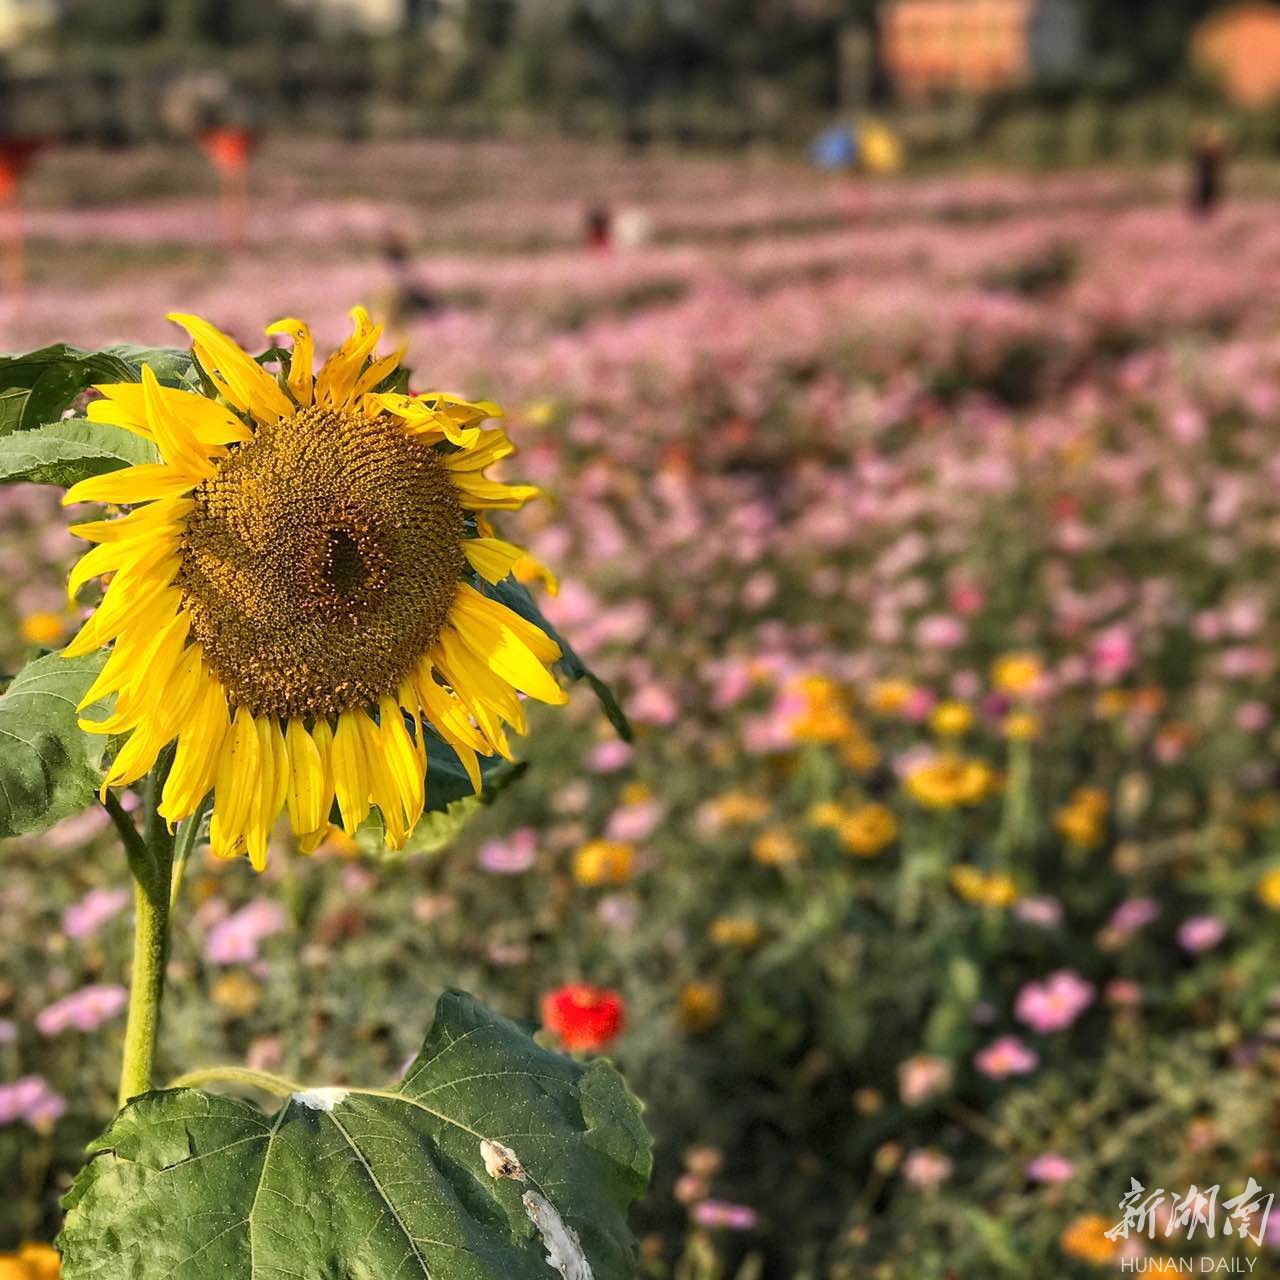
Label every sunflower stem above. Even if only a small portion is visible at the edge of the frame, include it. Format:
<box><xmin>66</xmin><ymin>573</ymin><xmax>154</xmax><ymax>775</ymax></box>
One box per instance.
<box><xmin>116</xmin><ymin>760</ymin><xmax>176</xmax><ymax>1111</ymax></box>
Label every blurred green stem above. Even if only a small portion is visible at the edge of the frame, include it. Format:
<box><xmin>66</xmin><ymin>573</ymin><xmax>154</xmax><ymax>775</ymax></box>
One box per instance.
<box><xmin>109</xmin><ymin>759</ymin><xmax>176</xmax><ymax>1109</ymax></box>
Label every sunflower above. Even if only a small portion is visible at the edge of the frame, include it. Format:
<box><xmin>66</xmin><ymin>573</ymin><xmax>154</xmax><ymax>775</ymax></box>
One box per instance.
<box><xmin>63</xmin><ymin>309</ymin><xmax>566</xmax><ymax>868</ymax></box>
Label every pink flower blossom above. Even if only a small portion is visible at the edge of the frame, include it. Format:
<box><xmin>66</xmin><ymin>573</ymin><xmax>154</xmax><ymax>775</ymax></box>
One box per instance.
<box><xmin>0</xmin><ymin>1076</ymin><xmax>66</xmax><ymax>1131</ymax></box>
<box><xmin>204</xmin><ymin>899</ymin><xmax>286</xmax><ymax>966</ymax></box>
<box><xmin>476</xmin><ymin>828</ymin><xmax>538</xmax><ymax>875</ymax></box>
<box><xmin>1026</xmin><ymin>1152</ymin><xmax>1076</xmax><ymax>1183</ymax></box>
<box><xmin>903</xmin><ymin>1149</ymin><xmax>954</xmax><ymax>1189</ymax></box>
<box><xmin>974</xmin><ymin>1035</ymin><xmax>1039</xmax><ymax>1079</ymax></box>
<box><xmin>62</xmin><ymin>887</ymin><xmax>130</xmax><ymax>940</ymax></box>
<box><xmin>36</xmin><ymin>984</ymin><xmax>128</xmax><ymax>1036</ymax></box>
<box><xmin>588</xmin><ymin>739</ymin><xmax>633</xmax><ymax>772</ymax></box>
<box><xmin>692</xmin><ymin>1200</ymin><xmax>758</xmax><ymax>1231</ymax></box>
<box><xmin>1014</xmin><ymin>970</ymin><xmax>1095</xmax><ymax>1034</ymax></box>
<box><xmin>1109</xmin><ymin>898</ymin><xmax>1160</xmax><ymax>934</ymax></box>
<box><xmin>1177</xmin><ymin>915</ymin><xmax>1227</xmax><ymax>953</ymax></box>
<box><xmin>898</xmin><ymin>1054</ymin><xmax>953</xmax><ymax>1105</ymax></box>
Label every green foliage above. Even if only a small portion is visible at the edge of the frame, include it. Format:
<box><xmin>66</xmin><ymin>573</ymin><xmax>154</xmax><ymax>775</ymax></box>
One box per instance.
<box><xmin>0</xmin><ymin>342</ymin><xmax>195</xmax><ymax>441</ymax></box>
<box><xmin>59</xmin><ymin>990</ymin><xmax>651</xmax><ymax>1280</ymax></box>
<box><xmin>0</xmin><ymin>651</ymin><xmax>109</xmax><ymax>839</ymax></box>
<box><xmin>0</xmin><ymin>345</ymin><xmax>136</xmax><ymax>437</ymax></box>
<box><xmin>0</xmin><ymin>419</ymin><xmax>159</xmax><ymax>487</ymax></box>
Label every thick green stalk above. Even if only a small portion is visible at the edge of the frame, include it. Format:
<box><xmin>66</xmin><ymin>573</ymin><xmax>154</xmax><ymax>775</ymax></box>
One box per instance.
<box><xmin>110</xmin><ymin>758</ymin><xmax>177</xmax><ymax>1109</ymax></box>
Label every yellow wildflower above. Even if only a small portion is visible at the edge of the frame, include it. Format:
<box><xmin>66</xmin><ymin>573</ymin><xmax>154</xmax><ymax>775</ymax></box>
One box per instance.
<box><xmin>677</xmin><ymin>981</ymin><xmax>723</xmax><ymax>1032</ymax></box>
<box><xmin>950</xmin><ymin>866</ymin><xmax>1017</xmax><ymax>908</ymax></box>
<box><xmin>752</xmin><ymin>826</ymin><xmax>804</xmax><ymax>866</ymax></box>
<box><xmin>572</xmin><ymin>839</ymin><xmax>635</xmax><ymax>888</ymax></box>
<box><xmin>868</xmin><ymin>679</ymin><xmax>915</xmax><ymax>715</ymax></box>
<box><xmin>211</xmin><ymin>971</ymin><xmax>261</xmax><ymax>1017</ymax></box>
<box><xmin>786</xmin><ymin>674</ymin><xmax>855</xmax><ymax>743</ymax></box>
<box><xmin>1259</xmin><ymin>869</ymin><xmax>1280</xmax><ymax>911</ymax></box>
<box><xmin>991</xmin><ymin>653</ymin><xmax>1042</xmax><ymax>697</ymax></box>
<box><xmin>838</xmin><ymin>804</ymin><xmax>899</xmax><ymax>857</ymax></box>
<box><xmin>711</xmin><ymin>792</ymin><xmax>770</xmax><ymax>827</ymax></box>
<box><xmin>708</xmin><ymin>916</ymin><xmax>762</xmax><ymax>948</ymax></box>
<box><xmin>1059</xmin><ymin>1214</ymin><xmax>1119</xmax><ymax>1265</ymax></box>
<box><xmin>1002</xmin><ymin>711</ymin><xmax>1040</xmax><ymax>740</ymax></box>
<box><xmin>19</xmin><ymin>612</ymin><xmax>66</xmax><ymax>647</ymax></box>
<box><xmin>0</xmin><ymin>1244</ymin><xmax>59</xmax><ymax>1280</ymax></box>
<box><xmin>905</xmin><ymin>757</ymin><xmax>993</xmax><ymax>809</ymax></box>
<box><xmin>929</xmin><ymin>701</ymin><xmax>973</xmax><ymax>737</ymax></box>
<box><xmin>838</xmin><ymin>731</ymin><xmax>881</xmax><ymax>772</ymax></box>
<box><xmin>1094</xmin><ymin>689</ymin><xmax>1130</xmax><ymax>719</ymax></box>
<box><xmin>807</xmin><ymin>801</ymin><xmax>846</xmax><ymax>829</ymax></box>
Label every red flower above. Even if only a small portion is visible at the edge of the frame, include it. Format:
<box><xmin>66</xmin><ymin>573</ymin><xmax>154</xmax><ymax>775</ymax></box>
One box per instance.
<box><xmin>541</xmin><ymin>984</ymin><xmax>624</xmax><ymax>1052</ymax></box>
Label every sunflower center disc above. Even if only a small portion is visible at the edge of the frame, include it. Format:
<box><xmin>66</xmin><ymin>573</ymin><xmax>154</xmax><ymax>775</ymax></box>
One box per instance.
<box><xmin>178</xmin><ymin>405</ymin><xmax>466</xmax><ymax>719</ymax></box>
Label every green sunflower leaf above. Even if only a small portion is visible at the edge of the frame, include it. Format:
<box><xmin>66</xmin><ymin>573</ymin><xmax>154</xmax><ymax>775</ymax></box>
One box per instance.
<box><xmin>0</xmin><ymin>418</ymin><xmax>159</xmax><ymax>487</ymax></box>
<box><xmin>483</xmin><ymin>577</ymin><xmax>633</xmax><ymax>741</ymax></box>
<box><xmin>59</xmin><ymin>989</ymin><xmax>652</xmax><ymax>1280</ymax></box>
<box><xmin>104</xmin><ymin>345</ymin><xmax>201</xmax><ymax>390</ymax></box>
<box><xmin>0</xmin><ymin>344</ymin><xmax>138</xmax><ymax>435</ymax></box>
<box><xmin>0</xmin><ymin>650</ymin><xmax>110</xmax><ymax>839</ymax></box>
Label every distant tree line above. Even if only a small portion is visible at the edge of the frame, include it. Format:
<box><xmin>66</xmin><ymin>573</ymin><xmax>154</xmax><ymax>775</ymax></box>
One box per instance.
<box><xmin>0</xmin><ymin>0</ymin><xmax>1240</xmax><ymax>143</ymax></box>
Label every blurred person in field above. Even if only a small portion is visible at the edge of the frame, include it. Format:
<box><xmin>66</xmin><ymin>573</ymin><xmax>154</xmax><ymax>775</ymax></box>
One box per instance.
<box><xmin>378</xmin><ymin>230</ymin><xmax>436</xmax><ymax>334</ymax></box>
<box><xmin>584</xmin><ymin>203</ymin><xmax>612</xmax><ymax>251</ymax></box>
<box><xmin>1189</xmin><ymin>121</ymin><xmax>1227</xmax><ymax>219</ymax></box>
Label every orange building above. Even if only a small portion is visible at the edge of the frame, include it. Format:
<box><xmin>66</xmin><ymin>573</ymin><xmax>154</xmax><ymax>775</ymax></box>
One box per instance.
<box><xmin>1193</xmin><ymin>3</ymin><xmax>1280</xmax><ymax>108</ymax></box>
<box><xmin>880</xmin><ymin>0</ymin><xmax>1082</xmax><ymax>99</ymax></box>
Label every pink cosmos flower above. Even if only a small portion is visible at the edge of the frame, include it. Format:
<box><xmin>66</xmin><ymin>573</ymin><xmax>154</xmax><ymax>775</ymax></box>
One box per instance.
<box><xmin>974</xmin><ymin>1035</ymin><xmax>1039</xmax><ymax>1079</ymax></box>
<box><xmin>476</xmin><ymin>828</ymin><xmax>538</xmax><ymax>875</ymax></box>
<box><xmin>1014</xmin><ymin>970</ymin><xmax>1095</xmax><ymax>1034</ymax></box>
<box><xmin>1109</xmin><ymin>898</ymin><xmax>1160</xmax><ymax>934</ymax></box>
<box><xmin>1105</xmin><ymin>979</ymin><xmax>1144</xmax><ymax>1006</ymax></box>
<box><xmin>692</xmin><ymin>1200</ymin><xmax>758</xmax><ymax>1231</ymax></box>
<box><xmin>204</xmin><ymin>899</ymin><xmax>286</xmax><ymax>966</ymax></box>
<box><xmin>1014</xmin><ymin>896</ymin><xmax>1063</xmax><ymax>928</ymax></box>
<box><xmin>898</xmin><ymin>1055</ymin><xmax>953</xmax><ymax>1105</ymax></box>
<box><xmin>1177</xmin><ymin>915</ymin><xmax>1227</xmax><ymax>953</ymax></box>
<box><xmin>36</xmin><ymin>984</ymin><xmax>128</xmax><ymax>1036</ymax></box>
<box><xmin>902</xmin><ymin>1149</ymin><xmax>954</xmax><ymax>1189</ymax></box>
<box><xmin>1026</xmin><ymin>1152</ymin><xmax>1076</xmax><ymax>1183</ymax></box>
<box><xmin>605</xmin><ymin>800</ymin><xmax>662</xmax><ymax>842</ymax></box>
<box><xmin>62</xmin><ymin>887</ymin><xmax>130</xmax><ymax>940</ymax></box>
<box><xmin>0</xmin><ymin>1076</ymin><xmax>66</xmax><ymax>1131</ymax></box>
<box><xmin>588</xmin><ymin>739</ymin><xmax>633</xmax><ymax>773</ymax></box>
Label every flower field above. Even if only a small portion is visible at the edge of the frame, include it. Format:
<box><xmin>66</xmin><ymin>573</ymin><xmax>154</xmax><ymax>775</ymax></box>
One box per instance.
<box><xmin>2</xmin><ymin>139</ymin><xmax>1280</xmax><ymax>1278</ymax></box>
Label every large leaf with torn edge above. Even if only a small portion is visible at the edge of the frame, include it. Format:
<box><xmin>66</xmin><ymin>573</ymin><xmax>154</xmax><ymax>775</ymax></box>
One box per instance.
<box><xmin>481</xmin><ymin>577</ymin><xmax>632</xmax><ymax>742</ymax></box>
<box><xmin>0</xmin><ymin>651</ymin><xmax>110</xmax><ymax>839</ymax></box>
<box><xmin>0</xmin><ymin>418</ymin><xmax>158</xmax><ymax>487</ymax></box>
<box><xmin>59</xmin><ymin>990</ymin><xmax>652</xmax><ymax>1280</ymax></box>
<box><xmin>0</xmin><ymin>344</ymin><xmax>138</xmax><ymax>435</ymax></box>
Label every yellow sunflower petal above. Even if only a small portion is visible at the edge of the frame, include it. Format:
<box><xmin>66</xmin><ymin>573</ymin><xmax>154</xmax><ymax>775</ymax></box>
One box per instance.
<box><xmin>159</xmin><ymin>672</ymin><xmax>229</xmax><ymax>825</ymax></box>
<box><xmin>462</xmin><ymin>536</ymin><xmax>526</xmax><ymax>585</ymax></box>
<box><xmin>284</xmin><ymin>717</ymin><xmax>327</xmax><ymax>835</ymax></box>
<box><xmin>211</xmin><ymin>706</ymin><xmax>262</xmax><ymax>857</ymax></box>
<box><xmin>68</xmin><ymin>498</ymin><xmax>193</xmax><ymax>545</ymax></box>
<box><xmin>63</xmin><ymin>464</ymin><xmax>203</xmax><ymax>507</ymax></box>
<box><xmin>89</xmin><ymin>382</ymin><xmax>251</xmax><ymax>448</ymax></box>
<box><xmin>140</xmin><ymin>366</ymin><xmax>217</xmax><ymax>479</ymax></box>
<box><xmin>265</xmin><ymin>317</ymin><xmax>315</xmax><ymax>408</ymax></box>
<box><xmin>447</xmin><ymin>473</ymin><xmax>541</xmax><ymax>512</ymax></box>
<box><xmin>332</xmin><ymin>710</ymin><xmax>371</xmax><ymax>834</ymax></box>
<box><xmin>167</xmin><ymin>312</ymin><xmax>293</xmax><ymax>426</ymax></box>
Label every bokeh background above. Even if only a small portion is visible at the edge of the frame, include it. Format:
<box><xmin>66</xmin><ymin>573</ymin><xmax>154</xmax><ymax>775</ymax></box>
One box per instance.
<box><xmin>3</xmin><ymin>3</ymin><xmax>1280</xmax><ymax>1277</ymax></box>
